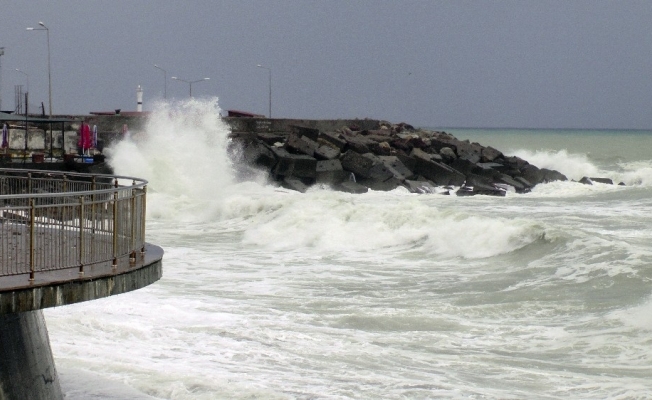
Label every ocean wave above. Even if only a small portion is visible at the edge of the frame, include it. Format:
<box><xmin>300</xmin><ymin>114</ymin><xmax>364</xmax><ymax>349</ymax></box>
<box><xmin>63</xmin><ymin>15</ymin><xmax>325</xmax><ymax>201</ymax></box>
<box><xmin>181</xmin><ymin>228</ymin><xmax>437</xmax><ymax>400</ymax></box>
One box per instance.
<box><xmin>239</xmin><ymin>191</ymin><xmax>546</xmax><ymax>259</ymax></box>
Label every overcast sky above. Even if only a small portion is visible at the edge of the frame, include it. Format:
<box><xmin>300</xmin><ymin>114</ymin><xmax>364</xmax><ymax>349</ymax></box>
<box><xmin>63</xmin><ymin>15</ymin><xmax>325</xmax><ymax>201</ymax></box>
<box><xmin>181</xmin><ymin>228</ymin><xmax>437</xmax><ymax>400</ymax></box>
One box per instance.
<box><xmin>2</xmin><ymin>1</ymin><xmax>652</xmax><ymax>129</ymax></box>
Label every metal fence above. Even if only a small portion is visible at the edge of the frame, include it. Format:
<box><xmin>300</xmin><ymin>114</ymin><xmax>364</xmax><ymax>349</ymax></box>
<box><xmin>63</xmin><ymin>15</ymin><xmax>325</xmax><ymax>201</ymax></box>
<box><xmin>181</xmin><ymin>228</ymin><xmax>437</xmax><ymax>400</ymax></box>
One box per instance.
<box><xmin>0</xmin><ymin>168</ymin><xmax>147</xmax><ymax>280</ymax></box>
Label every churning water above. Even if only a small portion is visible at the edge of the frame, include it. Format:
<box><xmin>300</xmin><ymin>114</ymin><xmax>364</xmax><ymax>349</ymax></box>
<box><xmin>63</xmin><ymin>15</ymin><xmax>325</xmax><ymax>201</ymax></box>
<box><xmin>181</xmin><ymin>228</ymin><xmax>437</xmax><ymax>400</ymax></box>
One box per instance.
<box><xmin>46</xmin><ymin>99</ymin><xmax>652</xmax><ymax>399</ymax></box>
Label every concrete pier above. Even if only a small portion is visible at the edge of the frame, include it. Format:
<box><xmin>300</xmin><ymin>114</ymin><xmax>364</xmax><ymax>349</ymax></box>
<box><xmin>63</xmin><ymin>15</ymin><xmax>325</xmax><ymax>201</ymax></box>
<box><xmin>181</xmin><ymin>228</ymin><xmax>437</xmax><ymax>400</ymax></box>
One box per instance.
<box><xmin>0</xmin><ymin>310</ymin><xmax>61</xmax><ymax>400</ymax></box>
<box><xmin>0</xmin><ymin>244</ymin><xmax>163</xmax><ymax>400</ymax></box>
<box><xmin>0</xmin><ymin>169</ymin><xmax>163</xmax><ymax>399</ymax></box>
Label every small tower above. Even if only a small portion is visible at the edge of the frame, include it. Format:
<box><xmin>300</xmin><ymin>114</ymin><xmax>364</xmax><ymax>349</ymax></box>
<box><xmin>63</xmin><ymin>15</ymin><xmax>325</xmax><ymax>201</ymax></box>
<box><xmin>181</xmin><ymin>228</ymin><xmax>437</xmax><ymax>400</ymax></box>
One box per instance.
<box><xmin>136</xmin><ymin>85</ymin><xmax>143</xmax><ymax>112</ymax></box>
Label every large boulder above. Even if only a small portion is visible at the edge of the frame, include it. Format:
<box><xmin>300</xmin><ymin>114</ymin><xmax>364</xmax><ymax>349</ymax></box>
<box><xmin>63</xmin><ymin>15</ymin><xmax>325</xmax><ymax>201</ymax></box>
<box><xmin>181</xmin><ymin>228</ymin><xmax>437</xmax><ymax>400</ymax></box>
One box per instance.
<box><xmin>271</xmin><ymin>147</ymin><xmax>317</xmax><ymax>180</ymax></box>
<box><xmin>340</xmin><ymin>150</ymin><xmax>375</xmax><ymax>179</ymax></box>
<box><xmin>411</xmin><ymin>148</ymin><xmax>465</xmax><ymax>186</ymax></box>
<box><xmin>285</xmin><ymin>133</ymin><xmax>318</xmax><ymax>157</ymax></box>
<box><xmin>316</xmin><ymin>159</ymin><xmax>350</xmax><ymax>185</ymax></box>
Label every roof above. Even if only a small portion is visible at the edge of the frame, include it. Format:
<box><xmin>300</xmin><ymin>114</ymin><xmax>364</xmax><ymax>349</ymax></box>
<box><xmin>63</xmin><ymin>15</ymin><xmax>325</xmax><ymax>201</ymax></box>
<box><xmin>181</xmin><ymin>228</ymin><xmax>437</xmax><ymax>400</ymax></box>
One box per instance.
<box><xmin>0</xmin><ymin>112</ymin><xmax>79</xmax><ymax>123</ymax></box>
<box><xmin>227</xmin><ymin>109</ymin><xmax>265</xmax><ymax>118</ymax></box>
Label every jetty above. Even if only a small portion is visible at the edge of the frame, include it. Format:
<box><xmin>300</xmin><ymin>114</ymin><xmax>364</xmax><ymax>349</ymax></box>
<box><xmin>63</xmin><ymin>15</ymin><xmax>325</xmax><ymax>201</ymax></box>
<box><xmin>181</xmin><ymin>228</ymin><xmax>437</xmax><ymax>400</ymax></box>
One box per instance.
<box><xmin>0</xmin><ymin>168</ymin><xmax>163</xmax><ymax>399</ymax></box>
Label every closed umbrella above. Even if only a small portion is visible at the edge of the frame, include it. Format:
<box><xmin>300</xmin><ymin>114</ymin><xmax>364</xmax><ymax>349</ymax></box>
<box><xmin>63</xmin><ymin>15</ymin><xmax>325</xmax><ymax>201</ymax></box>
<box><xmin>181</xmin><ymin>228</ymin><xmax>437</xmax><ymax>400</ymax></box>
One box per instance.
<box><xmin>78</xmin><ymin>123</ymin><xmax>92</xmax><ymax>156</ymax></box>
<box><xmin>92</xmin><ymin>125</ymin><xmax>98</xmax><ymax>148</ymax></box>
<box><xmin>1</xmin><ymin>124</ymin><xmax>8</xmax><ymax>153</ymax></box>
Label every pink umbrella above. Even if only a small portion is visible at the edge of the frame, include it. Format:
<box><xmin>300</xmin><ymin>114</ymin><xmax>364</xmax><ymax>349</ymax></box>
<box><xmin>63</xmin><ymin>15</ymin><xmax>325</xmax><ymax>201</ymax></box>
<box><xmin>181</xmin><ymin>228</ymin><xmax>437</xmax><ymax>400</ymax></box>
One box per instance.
<box><xmin>78</xmin><ymin>123</ymin><xmax>92</xmax><ymax>155</ymax></box>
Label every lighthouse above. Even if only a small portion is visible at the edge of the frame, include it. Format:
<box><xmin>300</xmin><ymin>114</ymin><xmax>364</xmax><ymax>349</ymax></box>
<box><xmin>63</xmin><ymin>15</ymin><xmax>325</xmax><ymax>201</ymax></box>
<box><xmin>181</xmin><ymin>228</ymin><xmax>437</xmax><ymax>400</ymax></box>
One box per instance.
<box><xmin>136</xmin><ymin>85</ymin><xmax>143</xmax><ymax>112</ymax></box>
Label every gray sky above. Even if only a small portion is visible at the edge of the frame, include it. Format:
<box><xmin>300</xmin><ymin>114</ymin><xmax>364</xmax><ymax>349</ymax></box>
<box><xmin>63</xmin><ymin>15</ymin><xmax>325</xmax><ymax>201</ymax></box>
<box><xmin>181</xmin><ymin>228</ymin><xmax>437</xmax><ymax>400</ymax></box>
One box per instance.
<box><xmin>2</xmin><ymin>1</ymin><xmax>652</xmax><ymax>129</ymax></box>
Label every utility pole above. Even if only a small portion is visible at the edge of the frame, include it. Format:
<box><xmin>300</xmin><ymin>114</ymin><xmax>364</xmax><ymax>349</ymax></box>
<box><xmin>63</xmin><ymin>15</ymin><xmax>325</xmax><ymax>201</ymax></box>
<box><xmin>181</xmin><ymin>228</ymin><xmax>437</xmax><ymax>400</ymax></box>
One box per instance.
<box><xmin>0</xmin><ymin>48</ymin><xmax>5</xmax><ymax>111</ymax></box>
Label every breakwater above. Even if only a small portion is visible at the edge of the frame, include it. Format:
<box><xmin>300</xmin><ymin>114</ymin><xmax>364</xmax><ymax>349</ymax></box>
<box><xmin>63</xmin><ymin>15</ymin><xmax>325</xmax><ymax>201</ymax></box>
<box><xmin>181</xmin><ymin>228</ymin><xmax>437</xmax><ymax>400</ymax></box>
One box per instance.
<box><xmin>227</xmin><ymin>120</ymin><xmax>570</xmax><ymax>196</ymax></box>
<box><xmin>78</xmin><ymin>115</ymin><xmax>571</xmax><ymax>196</ymax></box>
<box><xmin>5</xmin><ymin>113</ymin><xmax>618</xmax><ymax>194</ymax></box>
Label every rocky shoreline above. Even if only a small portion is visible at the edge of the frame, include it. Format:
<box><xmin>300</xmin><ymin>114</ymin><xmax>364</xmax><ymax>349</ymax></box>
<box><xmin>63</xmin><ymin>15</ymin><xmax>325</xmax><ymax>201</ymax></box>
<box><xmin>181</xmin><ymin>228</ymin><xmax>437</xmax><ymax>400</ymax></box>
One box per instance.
<box><xmin>230</xmin><ymin>121</ymin><xmax>571</xmax><ymax>196</ymax></box>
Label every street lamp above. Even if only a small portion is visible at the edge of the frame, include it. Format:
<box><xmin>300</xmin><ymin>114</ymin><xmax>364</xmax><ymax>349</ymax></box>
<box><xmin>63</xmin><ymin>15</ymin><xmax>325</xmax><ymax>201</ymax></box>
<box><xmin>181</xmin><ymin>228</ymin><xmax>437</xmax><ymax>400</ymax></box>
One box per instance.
<box><xmin>15</xmin><ymin>69</ymin><xmax>29</xmax><ymax>115</ymax></box>
<box><xmin>257</xmin><ymin>64</ymin><xmax>272</xmax><ymax>118</ymax></box>
<box><xmin>15</xmin><ymin>69</ymin><xmax>29</xmax><ymax>94</ymax></box>
<box><xmin>154</xmin><ymin>64</ymin><xmax>167</xmax><ymax>99</ymax></box>
<box><xmin>171</xmin><ymin>76</ymin><xmax>209</xmax><ymax>97</ymax></box>
<box><xmin>26</xmin><ymin>21</ymin><xmax>52</xmax><ymax>118</ymax></box>
<box><xmin>0</xmin><ymin>47</ymin><xmax>4</xmax><ymax>112</ymax></box>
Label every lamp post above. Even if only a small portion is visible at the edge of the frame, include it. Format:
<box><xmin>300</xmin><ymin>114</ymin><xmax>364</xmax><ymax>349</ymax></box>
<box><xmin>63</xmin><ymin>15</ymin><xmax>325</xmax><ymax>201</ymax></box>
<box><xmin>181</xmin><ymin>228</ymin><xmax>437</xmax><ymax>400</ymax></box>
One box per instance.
<box><xmin>171</xmin><ymin>76</ymin><xmax>209</xmax><ymax>97</ymax></box>
<box><xmin>26</xmin><ymin>22</ymin><xmax>52</xmax><ymax>118</ymax></box>
<box><xmin>15</xmin><ymin>69</ymin><xmax>29</xmax><ymax>94</ymax></box>
<box><xmin>15</xmin><ymin>69</ymin><xmax>29</xmax><ymax>115</ymax></box>
<box><xmin>0</xmin><ymin>47</ymin><xmax>4</xmax><ymax>112</ymax></box>
<box><xmin>154</xmin><ymin>64</ymin><xmax>167</xmax><ymax>99</ymax></box>
<box><xmin>257</xmin><ymin>64</ymin><xmax>272</xmax><ymax>118</ymax></box>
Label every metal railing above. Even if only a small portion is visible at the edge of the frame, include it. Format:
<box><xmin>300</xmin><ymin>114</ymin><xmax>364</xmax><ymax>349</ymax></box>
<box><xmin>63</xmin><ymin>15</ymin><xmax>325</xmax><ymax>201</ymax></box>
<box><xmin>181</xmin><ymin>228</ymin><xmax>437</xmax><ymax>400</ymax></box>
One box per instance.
<box><xmin>0</xmin><ymin>168</ymin><xmax>147</xmax><ymax>281</ymax></box>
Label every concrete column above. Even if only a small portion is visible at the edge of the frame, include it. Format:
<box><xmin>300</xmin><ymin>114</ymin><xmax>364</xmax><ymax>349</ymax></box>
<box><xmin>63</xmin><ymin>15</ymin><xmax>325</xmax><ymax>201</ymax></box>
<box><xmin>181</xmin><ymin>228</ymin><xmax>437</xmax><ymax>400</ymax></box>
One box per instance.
<box><xmin>0</xmin><ymin>310</ymin><xmax>62</xmax><ymax>400</ymax></box>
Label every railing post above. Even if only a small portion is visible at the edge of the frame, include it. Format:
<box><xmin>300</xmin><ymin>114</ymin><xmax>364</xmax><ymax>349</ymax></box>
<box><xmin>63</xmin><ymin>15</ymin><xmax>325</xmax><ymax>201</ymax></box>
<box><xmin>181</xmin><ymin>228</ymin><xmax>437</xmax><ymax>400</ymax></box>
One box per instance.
<box><xmin>112</xmin><ymin>178</ymin><xmax>118</xmax><ymax>270</ymax></box>
<box><xmin>78</xmin><ymin>195</ymin><xmax>84</xmax><ymax>276</ymax></box>
<box><xmin>90</xmin><ymin>176</ymin><xmax>96</xmax><ymax>259</ymax></box>
<box><xmin>141</xmin><ymin>185</ymin><xmax>147</xmax><ymax>255</ymax></box>
<box><xmin>129</xmin><ymin>180</ymin><xmax>136</xmax><ymax>264</ymax></box>
<box><xmin>29</xmin><ymin>198</ymin><xmax>35</xmax><ymax>282</ymax></box>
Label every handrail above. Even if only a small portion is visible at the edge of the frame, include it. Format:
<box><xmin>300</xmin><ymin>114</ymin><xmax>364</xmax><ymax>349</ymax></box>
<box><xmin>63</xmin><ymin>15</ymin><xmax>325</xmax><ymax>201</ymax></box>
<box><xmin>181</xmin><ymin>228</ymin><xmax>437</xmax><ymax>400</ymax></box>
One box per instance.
<box><xmin>0</xmin><ymin>169</ymin><xmax>148</xmax><ymax>281</ymax></box>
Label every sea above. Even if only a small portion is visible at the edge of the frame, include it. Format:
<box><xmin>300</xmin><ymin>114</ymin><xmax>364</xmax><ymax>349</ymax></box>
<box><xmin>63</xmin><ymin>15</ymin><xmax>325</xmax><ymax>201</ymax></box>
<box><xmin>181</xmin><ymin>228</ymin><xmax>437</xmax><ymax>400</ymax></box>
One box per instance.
<box><xmin>45</xmin><ymin>99</ymin><xmax>652</xmax><ymax>399</ymax></box>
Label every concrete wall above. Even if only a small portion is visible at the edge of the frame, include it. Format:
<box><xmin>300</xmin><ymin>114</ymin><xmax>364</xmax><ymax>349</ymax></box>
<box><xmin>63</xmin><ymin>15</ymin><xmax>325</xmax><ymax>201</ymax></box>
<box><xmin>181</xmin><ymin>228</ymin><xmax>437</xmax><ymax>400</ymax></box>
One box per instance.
<box><xmin>2</xmin><ymin>115</ymin><xmax>385</xmax><ymax>156</ymax></box>
<box><xmin>224</xmin><ymin>117</ymin><xmax>381</xmax><ymax>134</ymax></box>
<box><xmin>0</xmin><ymin>310</ymin><xmax>62</xmax><ymax>400</ymax></box>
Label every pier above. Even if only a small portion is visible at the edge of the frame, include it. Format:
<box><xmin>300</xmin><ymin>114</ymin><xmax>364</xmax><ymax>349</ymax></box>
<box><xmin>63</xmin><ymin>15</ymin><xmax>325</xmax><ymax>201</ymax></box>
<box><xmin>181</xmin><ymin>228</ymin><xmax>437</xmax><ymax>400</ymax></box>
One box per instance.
<box><xmin>0</xmin><ymin>168</ymin><xmax>163</xmax><ymax>399</ymax></box>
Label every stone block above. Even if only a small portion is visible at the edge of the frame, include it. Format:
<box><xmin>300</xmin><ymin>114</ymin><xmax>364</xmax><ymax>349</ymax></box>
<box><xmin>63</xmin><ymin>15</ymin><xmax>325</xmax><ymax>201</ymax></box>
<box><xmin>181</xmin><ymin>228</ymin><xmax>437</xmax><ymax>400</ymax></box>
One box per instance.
<box><xmin>496</xmin><ymin>173</ymin><xmax>527</xmax><ymax>192</ymax></box>
<box><xmin>318</xmin><ymin>131</ymin><xmax>347</xmax><ymax>150</ymax></box>
<box><xmin>455</xmin><ymin>140</ymin><xmax>482</xmax><ymax>163</ymax></box>
<box><xmin>481</xmin><ymin>146</ymin><xmax>503</xmax><ymax>162</ymax></box>
<box><xmin>257</xmin><ymin>132</ymin><xmax>287</xmax><ymax>145</ymax></box>
<box><xmin>541</xmin><ymin>168</ymin><xmax>567</xmax><ymax>182</ymax></box>
<box><xmin>439</xmin><ymin>147</ymin><xmax>457</xmax><ymax>162</ymax></box>
<box><xmin>520</xmin><ymin>164</ymin><xmax>544</xmax><ymax>185</ymax></box>
<box><xmin>314</xmin><ymin>144</ymin><xmax>340</xmax><ymax>160</ymax></box>
<box><xmin>282</xmin><ymin>177</ymin><xmax>309</xmax><ymax>193</ymax></box>
<box><xmin>285</xmin><ymin>133</ymin><xmax>318</xmax><ymax>157</ymax></box>
<box><xmin>378</xmin><ymin>156</ymin><xmax>415</xmax><ymax>180</ymax></box>
<box><xmin>341</xmin><ymin>150</ymin><xmax>375</xmax><ymax>178</ymax></box>
<box><xmin>403</xmin><ymin>179</ymin><xmax>438</xmax><ymax>194</ymax></box>
<box><xmin>271</xmin><ymin>147</ymin><xmax>317</xmax><ymax>179</ymax></box>
<box><xmin>396</xmin><ymin>153</ymin><xmax>417</xmax><ymax>172</ymax></box>
<box><xmin>342</xmin><ymin>134</ymin><xmax>377</xmax><ymax>154</ymax></box>
<box><xmin>414</xmin><ymin>157</ymin><xmax>466</xmax><ymax>186</ymax></box>
<box><xmin>316</xmin><ymin>159</ymin><xmax>349</xmax><ymax>185</ymax></box>
<box><xmin>241</xmin><ymin>140</ymin><xmax>277</xmax><ymax>168</ymax></box>
<box><xmin>358</xmin><ymin>176</ymin><xmax>402</xmax><ymax>191</ymax></box>
<box><xmin>336</xmin><ymin>180</ymin><xmax>369</xmax><ymax>194</ymax></box>
<box><xmin>290</xmin><ymin>125</ymin><xmax>320</xmax><ymax>141</ymax></box>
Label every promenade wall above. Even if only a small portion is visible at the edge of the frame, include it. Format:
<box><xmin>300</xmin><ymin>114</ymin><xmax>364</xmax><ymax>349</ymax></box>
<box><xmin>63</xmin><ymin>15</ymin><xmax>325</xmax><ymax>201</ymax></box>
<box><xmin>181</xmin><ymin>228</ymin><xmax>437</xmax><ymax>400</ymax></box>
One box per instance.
<box><xmin>1</xmin><ymin>114</ymin><xmax>384</xmax><ymax>158</ymax></box>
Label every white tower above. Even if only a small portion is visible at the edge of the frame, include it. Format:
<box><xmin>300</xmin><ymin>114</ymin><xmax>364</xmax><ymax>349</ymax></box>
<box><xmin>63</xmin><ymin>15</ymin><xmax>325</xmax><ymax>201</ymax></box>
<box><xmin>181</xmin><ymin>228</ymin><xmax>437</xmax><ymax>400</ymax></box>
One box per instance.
<box><xmin>136</xmin><ymin>85</ymin><xmax>143</xmax><ymax>112</ymax></box>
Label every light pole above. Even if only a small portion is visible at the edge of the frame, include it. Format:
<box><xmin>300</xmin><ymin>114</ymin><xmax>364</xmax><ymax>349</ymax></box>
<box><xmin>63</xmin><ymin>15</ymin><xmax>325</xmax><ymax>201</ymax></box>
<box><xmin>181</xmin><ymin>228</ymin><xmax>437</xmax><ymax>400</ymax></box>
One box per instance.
<box><xmin>154</xmin><ymin>64</ymin><xmax>167</xmax><ymax>99</ymax></box>
<box><xmin>15</xmin><ymin>69</ymin><xmax>29</xmax><ymax>94</ymax></box>
<box><xmin>171</xmin><ymin>76</ymin><xmax>209</xmax><ymax>97</ymax></box>
<box><xmin>0</xmin><ymin>47</ymin><xmax>4</xmax><ymax>112</ymax></box>
<box><xmin>26</xmin><ymin>22</ymin><xmax>52</xmax><ymax>118</ymax></box>
<box><xmin>257</xmin><ymin>64</ymin><xmax>271</xmax><ymax>118</ymax></box>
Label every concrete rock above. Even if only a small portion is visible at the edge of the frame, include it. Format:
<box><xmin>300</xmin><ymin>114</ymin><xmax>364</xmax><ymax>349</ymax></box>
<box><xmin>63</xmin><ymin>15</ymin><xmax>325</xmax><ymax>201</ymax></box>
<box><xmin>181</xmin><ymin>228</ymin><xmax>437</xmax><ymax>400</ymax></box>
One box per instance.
<box><xmin>285</xmin><ymin>133</ymin><xmax>318</xmax><ymax>157</ymax></box>
<box><xmin>271</xmin><ymin>147</ymin><xmax>317</xmax><ymax>180</ymax></box>
<box><xmin>336</xmin><ymin>180</ymin><xmax>369</xmax><ymax>194</ymax></box>
<box><xmin>314</xmin><ymin>144</ymin><xmax>341</xmax><ymax>160</ymax></box>
<box><xmin>316</xmin><ymin>159</ymin><xmax>349</xmax><ymax>185</ymax></box>
<box><xmin>290</xmin><ymin>125</ymin><xmax>320</xmax><ymax>141</ymax></box>
<box><xmin>318</xmin><ymin>131</ymin><xmax>347</xmax><ymax>150</ymax></box>
<box><xmin>282</xmin><ymin>177</ymin><xmax>309</xmax><ymax>193</ymax></box>
<box><xmin>340</xmin><ymin>150</ymin><xmax>375</xmax><ymax>179</ymax></box>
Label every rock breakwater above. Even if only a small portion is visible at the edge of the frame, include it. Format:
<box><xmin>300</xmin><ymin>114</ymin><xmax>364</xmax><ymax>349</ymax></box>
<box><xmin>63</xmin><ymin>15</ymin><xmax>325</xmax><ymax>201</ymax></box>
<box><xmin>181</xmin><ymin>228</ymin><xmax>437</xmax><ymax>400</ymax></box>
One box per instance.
<box><xmin>230</xmin><ymin>121</ymin><xmax>568</xmax><ymax>196</ymax></box>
